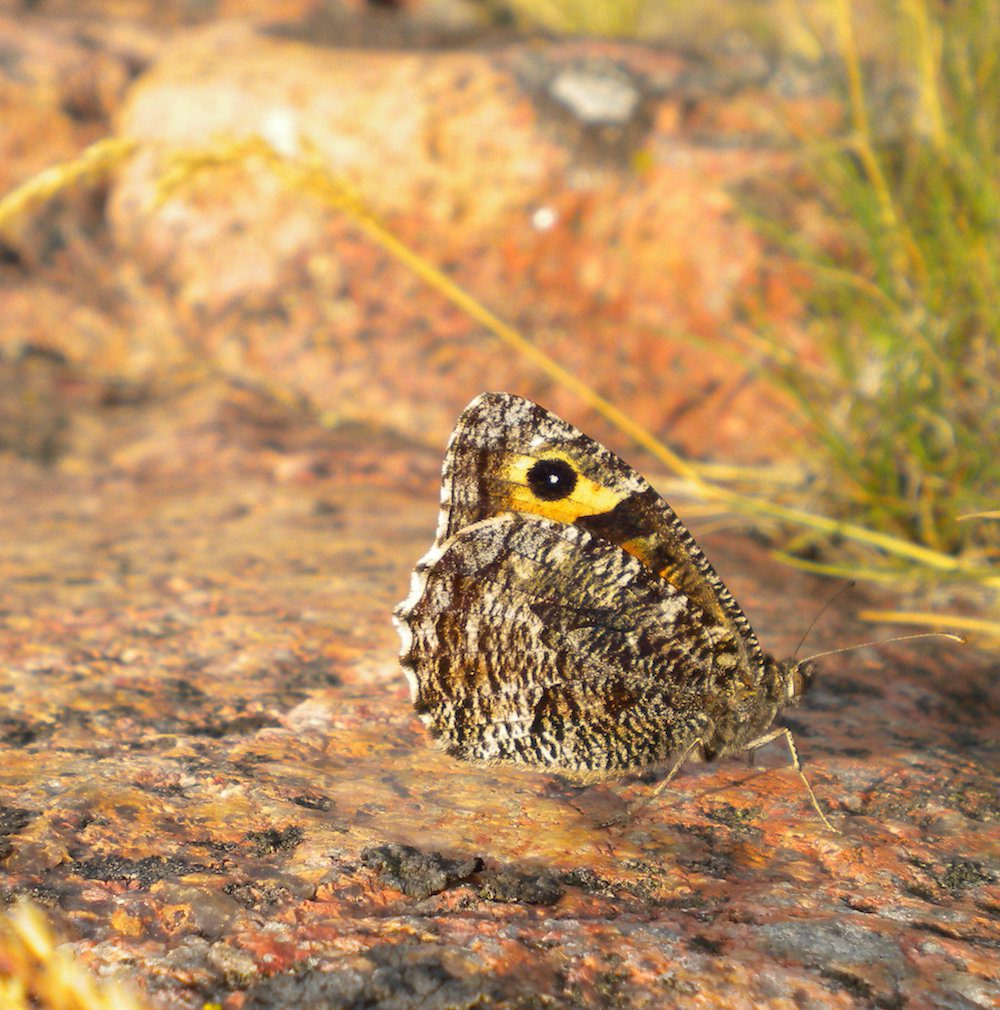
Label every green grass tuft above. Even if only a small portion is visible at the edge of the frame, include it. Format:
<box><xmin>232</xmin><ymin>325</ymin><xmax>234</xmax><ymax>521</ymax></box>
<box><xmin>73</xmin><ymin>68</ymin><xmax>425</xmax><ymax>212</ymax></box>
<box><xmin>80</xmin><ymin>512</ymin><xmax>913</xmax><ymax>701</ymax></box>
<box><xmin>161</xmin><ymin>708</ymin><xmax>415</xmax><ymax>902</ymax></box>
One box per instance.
<box><xmin>749</xmin><ymin>0</ymin><xmax>999</xmax><ymax>571</ymax></box>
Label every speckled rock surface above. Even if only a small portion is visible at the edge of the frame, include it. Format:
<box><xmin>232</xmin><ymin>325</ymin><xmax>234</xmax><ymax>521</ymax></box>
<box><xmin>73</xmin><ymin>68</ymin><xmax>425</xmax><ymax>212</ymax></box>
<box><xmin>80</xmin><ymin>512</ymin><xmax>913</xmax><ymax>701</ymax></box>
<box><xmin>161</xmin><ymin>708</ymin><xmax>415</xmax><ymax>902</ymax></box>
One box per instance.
<box><xmin>0</xmin><ymin>370</ymin><xmax>997</xmax><ymax>1009</ymax></box>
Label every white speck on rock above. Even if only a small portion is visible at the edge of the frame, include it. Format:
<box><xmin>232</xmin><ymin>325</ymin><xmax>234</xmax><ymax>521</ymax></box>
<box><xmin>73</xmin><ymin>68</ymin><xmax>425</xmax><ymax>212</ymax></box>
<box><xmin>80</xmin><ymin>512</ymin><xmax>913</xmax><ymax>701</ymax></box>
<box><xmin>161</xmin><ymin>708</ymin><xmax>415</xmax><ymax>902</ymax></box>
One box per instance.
<box><xmin>549</xmin><ymin>69</ymin><xmax>641</xmax><ymax>126</ymax></box>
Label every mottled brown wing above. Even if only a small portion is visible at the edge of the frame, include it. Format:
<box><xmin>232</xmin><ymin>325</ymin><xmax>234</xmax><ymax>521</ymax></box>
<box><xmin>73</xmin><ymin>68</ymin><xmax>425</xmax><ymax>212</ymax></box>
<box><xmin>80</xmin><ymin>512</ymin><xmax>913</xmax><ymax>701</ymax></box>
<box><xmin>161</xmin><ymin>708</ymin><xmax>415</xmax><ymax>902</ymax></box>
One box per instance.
<box><xmin>395</xmin><ymin>511</ymin><xmax>745</xmax><ymax>780</ymax></box>
<box><xmin>431</xmin><ymin>392</ymin><xmax>766</xmax><ymax>688</ymax></box>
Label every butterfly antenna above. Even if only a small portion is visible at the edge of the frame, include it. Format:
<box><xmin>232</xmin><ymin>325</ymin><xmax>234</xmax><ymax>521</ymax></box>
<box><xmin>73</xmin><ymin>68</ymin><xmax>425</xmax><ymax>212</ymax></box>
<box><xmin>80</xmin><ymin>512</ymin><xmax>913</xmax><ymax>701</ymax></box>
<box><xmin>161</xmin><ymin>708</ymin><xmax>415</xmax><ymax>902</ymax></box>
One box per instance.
<box><xmin>802</xmin><ymin>631</ymin><xmax>965</xmax><ymax>664</ymax></box>
<box><xmin>793</xmin><ymin>580</ymin><xmax>856</xmax><ymax>659</ymax></box>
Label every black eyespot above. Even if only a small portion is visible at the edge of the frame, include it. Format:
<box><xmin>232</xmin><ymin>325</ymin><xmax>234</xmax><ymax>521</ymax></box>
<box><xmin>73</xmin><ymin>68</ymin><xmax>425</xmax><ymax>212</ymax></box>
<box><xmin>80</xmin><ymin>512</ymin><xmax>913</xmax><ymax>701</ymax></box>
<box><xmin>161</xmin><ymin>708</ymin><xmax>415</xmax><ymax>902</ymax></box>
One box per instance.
<box><xmin>526</xmin><ymin>458</ymin><xmax>577</xmax><ymax>502</ymax></box>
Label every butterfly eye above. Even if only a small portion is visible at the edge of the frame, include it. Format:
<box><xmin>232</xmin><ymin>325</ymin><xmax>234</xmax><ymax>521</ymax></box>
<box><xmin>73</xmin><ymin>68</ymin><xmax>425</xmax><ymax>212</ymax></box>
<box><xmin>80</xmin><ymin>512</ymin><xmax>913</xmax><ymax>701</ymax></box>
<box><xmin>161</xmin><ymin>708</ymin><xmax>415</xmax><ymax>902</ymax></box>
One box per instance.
<box><xmin>526</xmin><ymin>458</ymin><xmax>578</xmax><ymax>501</ymax></box>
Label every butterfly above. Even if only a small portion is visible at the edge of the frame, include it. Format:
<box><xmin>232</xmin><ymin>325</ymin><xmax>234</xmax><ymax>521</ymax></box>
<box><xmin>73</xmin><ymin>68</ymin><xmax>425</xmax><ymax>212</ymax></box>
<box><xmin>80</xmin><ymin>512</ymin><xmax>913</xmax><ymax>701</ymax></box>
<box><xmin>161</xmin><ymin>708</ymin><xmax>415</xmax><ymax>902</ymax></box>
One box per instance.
<box><xmin>394</xmin><ymin>392</ymin><xmax>836</xmax><ymax>830</ymax></box>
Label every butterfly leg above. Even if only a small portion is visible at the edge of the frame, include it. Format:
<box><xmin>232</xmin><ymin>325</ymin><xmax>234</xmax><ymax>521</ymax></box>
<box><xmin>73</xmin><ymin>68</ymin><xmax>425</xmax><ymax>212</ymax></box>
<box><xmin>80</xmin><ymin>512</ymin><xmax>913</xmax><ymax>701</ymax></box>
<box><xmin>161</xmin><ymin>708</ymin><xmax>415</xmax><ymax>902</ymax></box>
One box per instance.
<box><xmin>597</xmin><ymin>736</ymin><xmax>705</xmax><ymax>829</ymax></box>
<box><xmin>744</xmin><ymin>727</ymin><xmax>839</xmax><ymax>833</ymax></box>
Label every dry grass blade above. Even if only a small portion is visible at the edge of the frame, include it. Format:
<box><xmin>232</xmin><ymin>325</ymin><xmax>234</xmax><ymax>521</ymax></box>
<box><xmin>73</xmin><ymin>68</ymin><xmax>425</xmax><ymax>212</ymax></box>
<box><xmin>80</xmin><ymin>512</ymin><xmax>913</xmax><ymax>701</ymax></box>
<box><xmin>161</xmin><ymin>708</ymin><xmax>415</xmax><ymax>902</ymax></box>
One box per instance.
<box><xmin>504</xmin><ymin>0</ymin><xmax>648</xmax><ymax>37</ymax></box>
<box><xmin>1</xmin><ymin>117</ymin><xmax>992</xmax><ymax>589</ymax></box>
<box><xmin>858</xmin><ymin>609</ymin><xmax>1000</xmax><ymax>645</ymax></box>
<box><xmin>0</xmin><ymin>902</ymin><xmax>145</xmax><ymax>1010</ymax></box>
<box><xmin>149</xmin><ymin>135</ymin><xmax>993</xmax><ymax>584</ymax></box>
<box><xmin>0</xmin><ymin>137</ymin><xmax>137</xmax><ymax>244</ymax></box>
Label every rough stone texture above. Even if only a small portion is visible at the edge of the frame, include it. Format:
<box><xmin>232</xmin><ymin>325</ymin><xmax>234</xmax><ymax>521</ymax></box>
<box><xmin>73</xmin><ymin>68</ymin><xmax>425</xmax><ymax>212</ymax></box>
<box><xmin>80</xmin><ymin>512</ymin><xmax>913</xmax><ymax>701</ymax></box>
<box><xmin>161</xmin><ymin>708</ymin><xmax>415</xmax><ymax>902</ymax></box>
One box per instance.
<box><xmin>1</xmin><ymin>5</ymin><xmax>997</xmax><ymax>1009</ymax></box>
<box><xmin>0</xmin><ymin>365</ymin><xmax>996</xmax><ymax>1010</ymax></box>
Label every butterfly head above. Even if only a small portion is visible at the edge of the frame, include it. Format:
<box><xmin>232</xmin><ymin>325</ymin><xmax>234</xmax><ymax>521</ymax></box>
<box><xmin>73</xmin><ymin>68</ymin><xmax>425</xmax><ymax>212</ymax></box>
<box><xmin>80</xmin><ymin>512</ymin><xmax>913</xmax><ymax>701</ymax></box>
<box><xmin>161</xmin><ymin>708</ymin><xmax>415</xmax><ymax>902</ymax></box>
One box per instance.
<box><xmin>769</xmin><ymin>656</ymin><xmax>817</xmax><ymax>708</ymax></box>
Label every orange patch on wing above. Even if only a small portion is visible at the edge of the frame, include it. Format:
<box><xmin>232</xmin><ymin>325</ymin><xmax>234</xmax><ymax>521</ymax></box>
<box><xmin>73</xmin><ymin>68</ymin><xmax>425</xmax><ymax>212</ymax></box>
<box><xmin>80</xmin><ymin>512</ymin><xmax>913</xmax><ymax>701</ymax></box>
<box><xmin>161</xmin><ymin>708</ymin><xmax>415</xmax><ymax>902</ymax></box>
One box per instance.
<box><xmin>618</xmin><ymin>536</ymin><xmax>656</xmax><ymax>567</ymax></box>
<box><xmin>620</xmin><ymin>538</ymin><xmax>684</xmax><ymax>590</ymax></box>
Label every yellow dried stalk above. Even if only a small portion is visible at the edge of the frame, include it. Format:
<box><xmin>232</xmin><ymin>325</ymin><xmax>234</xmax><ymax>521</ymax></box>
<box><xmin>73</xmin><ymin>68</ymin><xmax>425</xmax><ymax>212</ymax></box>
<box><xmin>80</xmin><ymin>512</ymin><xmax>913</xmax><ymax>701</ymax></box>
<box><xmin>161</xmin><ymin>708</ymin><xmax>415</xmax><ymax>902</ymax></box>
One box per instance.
<box><xmin>0</xmin><ymin>901</ymin><xmax>146</xmax><ymax>1010</ymax></box>
<box><xmin>858</xmin><ymin>610</ymin><xmax>1000</xmax><ymax>644</ymax></box>
<box><xmin>149</xmin><ymin>134</ymin><xmax>994</xmax><ymax>588</ymax></box>
<box><xmin>1</xmin><ymin>131</ymin><xmax>992</xmax><ymax>596</ymax></box>
<box><xmin>0</xmin><ymin>137</ymin><xmax>137</xmax><ymax>246</ymax></box>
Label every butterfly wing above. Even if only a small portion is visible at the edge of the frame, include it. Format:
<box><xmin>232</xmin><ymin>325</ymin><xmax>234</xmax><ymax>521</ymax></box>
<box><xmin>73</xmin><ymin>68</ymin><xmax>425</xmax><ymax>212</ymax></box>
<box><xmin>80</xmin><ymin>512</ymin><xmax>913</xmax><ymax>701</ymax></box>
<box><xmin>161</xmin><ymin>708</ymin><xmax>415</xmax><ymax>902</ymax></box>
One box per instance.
<box><xmin>432</xmin><ymin>392</ymin><xmax>766</xmax><ymax>686</ymax></box>
<box><xmin>396</xmin><ymin>512</ymin><xmax>743</xmax><ymax>779</ymax></box>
